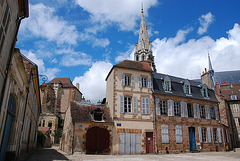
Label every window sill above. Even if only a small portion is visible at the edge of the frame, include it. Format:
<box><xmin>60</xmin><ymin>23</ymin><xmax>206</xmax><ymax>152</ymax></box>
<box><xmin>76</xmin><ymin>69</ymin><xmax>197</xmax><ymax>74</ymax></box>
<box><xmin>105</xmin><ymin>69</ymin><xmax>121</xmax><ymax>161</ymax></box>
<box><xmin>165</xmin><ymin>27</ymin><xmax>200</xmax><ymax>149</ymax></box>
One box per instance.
<box><xmin>186</xmin><ymin>94</ymin><xmax>192</xmax><ymax>97</ymax></box>
<box><xmin>164</xmin><ymin>91</ymin><xmax>172</xmax><ymax>93</ymax></box>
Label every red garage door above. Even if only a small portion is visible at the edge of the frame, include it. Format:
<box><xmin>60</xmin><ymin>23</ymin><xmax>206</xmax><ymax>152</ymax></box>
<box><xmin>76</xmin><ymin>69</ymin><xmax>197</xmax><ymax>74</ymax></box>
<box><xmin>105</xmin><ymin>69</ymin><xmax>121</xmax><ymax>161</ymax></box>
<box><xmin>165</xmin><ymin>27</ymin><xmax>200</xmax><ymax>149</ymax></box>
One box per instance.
<box><xmin>86</xmin><ymin>127</ymin><xmax>110</xmax><ymax>154</ymax></box>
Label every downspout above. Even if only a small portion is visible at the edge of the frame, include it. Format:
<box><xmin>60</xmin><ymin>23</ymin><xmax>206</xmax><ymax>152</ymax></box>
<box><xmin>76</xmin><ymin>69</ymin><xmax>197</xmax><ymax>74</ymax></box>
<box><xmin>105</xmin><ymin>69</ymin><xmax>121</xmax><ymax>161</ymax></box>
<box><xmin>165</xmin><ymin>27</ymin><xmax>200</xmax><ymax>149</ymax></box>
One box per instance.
<box><xmin>153</xmin><ymin>95</ymin><xmax>158</xmax><ymax>154</ymax></box>
<box><xmin>217</xmin><ymin>102</ymin><xmax>225</xmax><ymax>151</ymax></box>
<box><xmin>72</xmin><ymin>121</ymin><xmax>75</xmax><ymax>155</ymax></box>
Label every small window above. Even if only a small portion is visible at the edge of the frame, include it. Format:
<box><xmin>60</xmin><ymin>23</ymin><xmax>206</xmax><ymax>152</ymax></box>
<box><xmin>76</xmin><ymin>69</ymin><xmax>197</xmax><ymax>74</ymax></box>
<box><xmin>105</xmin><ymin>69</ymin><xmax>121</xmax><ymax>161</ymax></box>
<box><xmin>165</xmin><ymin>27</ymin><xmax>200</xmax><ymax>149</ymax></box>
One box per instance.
<box><xmin>231</xmin><ymin>95</ymin><xmax>237</xmax><ymax>100</ymax></box>
<box><xmin>42</xmin><ymin>120</ymin><xmax>45</xmax><ymax>127</ymax></box>
<box><xmin>121</xmin><ymin>74</ymin><xmax>134</xmax><ymax>87</ymax></box>
<box><xmin>200</xmin><ymin>105</ymin><xmax>205</xmax><ymax>118</ymax></box>
<box><xmin>139</xmin><ymin>76</ymin><xmax>151</xmax><ymax>88</ymax></box>
<box><xmin>201</xmin><ymin>84</ymin><xmax>208</xmax><ymax>98</ymax></box>
<box><xmin>91</xmin><ymin>108</ymin><xmax>104</xmax><ymax>122</ymax></box>
<box><xmin>159</xmin><ymin>100</ymin><xmax>167</xmax><ymax>115</ymax></box>
<box><xmin>202</xmin><ymin>128</ymin><xmax>207</xmax><ymax>142</ymax></box>
<box><xmin>48</xmin><ymin>121</ymin><xmax>52</xmax><ymax>128</ymax></box>
<box><xmin>142</xmin><ymin>77</ymin><xmax>147</xmax><ymax>87</ymax></box>
<box><xmin>174</xmin><ymin>102</ymin><xmax>180</xmax><ymax>116</ymax></box>
<box><xmin>163</xmin><ymin>76</ymin><xmax>171</xmax><ymax>92</ymax></box>
<box><xmin>183</xmin><ymin>80</ymin><xmax>191</xmax><ymax>95</ymax></box>
<box><xmin>187</xmin><ymin>103</ymin><xmax>193</xmax><ymax>118</ymax></box>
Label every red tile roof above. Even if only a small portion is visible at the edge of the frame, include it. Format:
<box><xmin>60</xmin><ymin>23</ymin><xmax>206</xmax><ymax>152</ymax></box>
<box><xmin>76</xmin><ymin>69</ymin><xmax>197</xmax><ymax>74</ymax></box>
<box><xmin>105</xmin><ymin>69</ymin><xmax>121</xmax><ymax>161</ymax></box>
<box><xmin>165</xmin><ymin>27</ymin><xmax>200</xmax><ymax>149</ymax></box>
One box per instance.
<box><xmin>48</xmin><ymin>78</ymin><xmax>75</xmax><ymax>88</ymax></box>
<box><xmin>70</xmin><ymin>101</ymin><xmax>113</xmax><ymax>123</ymax></box>
<box><xmin>38</xmin><ymin>127</ymin><xmax>50</xmax><ymax>134</ymax></box>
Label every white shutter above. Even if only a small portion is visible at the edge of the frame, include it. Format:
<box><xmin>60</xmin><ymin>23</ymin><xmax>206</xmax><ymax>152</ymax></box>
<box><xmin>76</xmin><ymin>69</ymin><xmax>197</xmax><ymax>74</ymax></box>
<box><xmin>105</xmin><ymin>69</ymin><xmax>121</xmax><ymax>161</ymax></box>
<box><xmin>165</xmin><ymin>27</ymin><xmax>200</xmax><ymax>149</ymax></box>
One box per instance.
<box><xmin>148</xmin><ymin>77</ymin><xmax>151</xmax><ymax>88</ymax></box>
<box><xmin>199</xmin><ymin>127</ymin><xmax>202</xmax><ymax>143</ymax></box>
<box><xmin>121</xmin><ymin>74</ymin><xmax>125</xmax><ymax>86</ymax></box>
<box><xmin>142</xmin><ymin>98</ymin><xmax>145</xmax><ymax>114</ymax></box>
<box><xmin>133</xmin><ymin>96</ymin><xmax>137</xmax><ymax>114</ymax></box>
<box><xmin>138</xmin><ymin>76</ymin><xmax>142</xmax><ymax>88</ymax></box>
<box><xmin>184</xmin><ymin>102</ymin><xmax>188</xmax><ymax>117</ymax></box>
<box><xmin>146</xmin><ymin>98</ymin><xmax>150</xmax><ymax>114</ymax></box>
<box><xmin>156</xmin><ymin>98</ymin><xmax>160</xmax><ymax>115</ymax></box>
<box><xmin>175</xmin><ymin>126</ymin><xmax>182</xmax><ymax>143</ymax></box>
<box><xmin>207</xmin><ymin>127</ymin><xmax>211</xmax><ymax>143</ymax></box>
<box><xmin>181</xmin><ymin>102</ymin><xmax>185</xmax><ymax>117</ymax></box>
<box><xmin>131</xmin><ymin>75</ymin><xmax>135</xmax><ymax>87</ymax></box>
<box><xmin>218</xmin><ymin>128</ymin><xmax>222</xmax><ymax>143</ymax></box>
<box><xmin>205</xmin><ymin>105</ymin><xmax>210</xmax><ymax>119</ymax></box>
<box><xmin>136</xmin><ymin>133</ymin><xmax>141</xmax><ymax>154</ymax></box>
<box><xmin>120</xmin><ymin>95</ymin><xmax>124</xmax><ymax>113</ymax></box>
<box><xmin>215</xmin><ymin>106</ymin><xmax>219</xmax><ymax>120</ymax></box>
<box><xmin>197</xmin><ymin>103</ymin><xmax>200</xmax><ymax>118</ymax></box>
<box><xmin>168</xmin><ymin>100</ymin><xmax>174</xmax><ymax>116</ymax></box>
<box><xmin>193</xmin><ymin>103</ymin><xmax>197</xmax><ymax>118</ymax></box>
<box><xmin>119</xmin><ymin>133</ymin><xmax>125</xmax><ymax>154</ymax></box>
<box><xmin>161</xmin><ymin>125</ymin><xmax>169</xmax><ymax>143</ymax></box>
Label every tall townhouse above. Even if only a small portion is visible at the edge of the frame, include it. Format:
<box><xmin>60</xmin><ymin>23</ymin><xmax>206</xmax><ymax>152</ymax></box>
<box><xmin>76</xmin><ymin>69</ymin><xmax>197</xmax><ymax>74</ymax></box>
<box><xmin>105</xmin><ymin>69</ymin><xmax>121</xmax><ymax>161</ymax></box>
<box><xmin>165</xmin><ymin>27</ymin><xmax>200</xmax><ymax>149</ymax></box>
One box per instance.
<box><xmin>153</xmin><ymin>72</ymin><xmax>223</xmax><ymax>153</ymax></box>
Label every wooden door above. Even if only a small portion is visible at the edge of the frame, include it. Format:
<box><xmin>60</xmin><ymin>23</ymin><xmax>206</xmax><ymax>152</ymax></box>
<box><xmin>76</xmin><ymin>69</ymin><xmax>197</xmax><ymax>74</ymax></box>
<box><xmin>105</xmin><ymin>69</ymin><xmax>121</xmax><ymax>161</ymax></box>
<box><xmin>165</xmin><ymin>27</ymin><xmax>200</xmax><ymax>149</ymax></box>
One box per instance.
<box><xmin>146</xmin><ymin>132</ymin><xmax>153</xmax><ymax>153</ymax></box>
<box><xmin>189</xmin><ymin>127</ymin><xmax>197</xmax><ymax>151</ymax></box>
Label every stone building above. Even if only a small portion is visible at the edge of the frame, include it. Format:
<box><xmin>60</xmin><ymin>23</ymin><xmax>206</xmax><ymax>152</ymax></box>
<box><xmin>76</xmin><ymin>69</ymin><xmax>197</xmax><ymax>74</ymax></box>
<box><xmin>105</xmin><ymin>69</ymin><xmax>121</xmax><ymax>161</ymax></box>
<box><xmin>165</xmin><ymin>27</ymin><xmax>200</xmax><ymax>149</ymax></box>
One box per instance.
<box><xmin>61</xmin><ymin>101</ymin><xmax>113</xmax><ymax>154</ymax></box>
<box><xmin>105</xmin><ymin>10</ymin><xmax>223</xmax><ymax>154</ymax></box>
<box><xmin>0</xmin><ymin>48</ymin><xmax>41</xmax><ymax>161</ymax></box>
<box><xmin>39</xmin><ymin>78</ymin><xmax>82</xmax><ymax>144</ymax></box>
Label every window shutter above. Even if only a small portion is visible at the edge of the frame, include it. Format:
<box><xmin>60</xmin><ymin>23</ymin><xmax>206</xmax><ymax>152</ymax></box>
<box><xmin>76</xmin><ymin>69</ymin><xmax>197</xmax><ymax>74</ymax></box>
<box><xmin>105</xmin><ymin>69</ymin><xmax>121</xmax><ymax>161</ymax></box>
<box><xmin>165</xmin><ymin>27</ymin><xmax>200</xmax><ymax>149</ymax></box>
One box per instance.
<box><xmin>184</xmin><ymin>102</ymin><xmax>188</xmax><ymax>117</ymax></box>
<box><xmin>161</xmin><ymin>125</ymin><xmax>169</xmax><ymax>143</ymax></box>
<box><xmin>146</xmin><ymin>98</ymin><xmax>150</xmax><ymax>114</ymax></box>
<box><xmin>193</xmin><ymin>103</ymin><xmax>197</xmax><ymax>118</ymax></box>
<box><xmin>133</xmin><ymin>96</ymin><xmax>137</xmax><ymax>114</ymax></box>
<box><xmin>215</xmin><ymin>106</ymin><xmax>219</xmax><ymax>120</ymax></box>
<box><xmin>181</xmin><ymin>102</ymin><xmax>185</xmax><ymax>117</ymax></box>
<box><xmin>156</xmin><ymin>98</ymin><xmax>160</xmax><ymax>115</ymax></box>
<box><xmin>175</xmin><ymin>126</ymin><xmax>182</xmax><ymax>143</ymax></box>
<box><xmin>207</xmin><ymin>127</ymin><xmax>211</xmax><ymax>143</ymax></box>
<box><xmin>120</xmin><ymin>95</ymin><xmax>124</xmax><ymax>113</ymax></box>
<box><xmin>168</xmin><ymin>100</ymin><xmax>174</xmax><ymax>116</ymax></box>
<box><xmin>218</xmin><ymin>128</ymin><xmax>222</xmax><ymax>143</ymax></box>
<box><xmin>199</xmin><ymin>127</ymin><xmax>202</xmax><ymax>143</ymax></box>
<box><xmin>121</xmin><ymin>74</ymin><xmax>125</xmax><ymax>86</ymax></box>
<box><xmin>142</xmin><ymin>98</ymin><xmax>145</xmax><ymax>114</ymax></box>
<box><xmin>197</xmin><ymin>103</ymin><xmax>200</xmax><ymax>118</ymax></box>
<box><xmin>138</xmin><ymin>76</ymin><xmax>142</xmax><ymax>88</ymax></box>
<box><xmin>205</xmin><ymin>105</ymin><xmax>210</xmax><ymax>119</ymax></box>
<box><xmin>131</xmin><ymin>75</ymin><xmax>134</xmax><ymax>87</ymax></box>
<box><xmin>148</xmin><ymin>77</ymin><xmax>151</xmax><ymax>88</ymax></box>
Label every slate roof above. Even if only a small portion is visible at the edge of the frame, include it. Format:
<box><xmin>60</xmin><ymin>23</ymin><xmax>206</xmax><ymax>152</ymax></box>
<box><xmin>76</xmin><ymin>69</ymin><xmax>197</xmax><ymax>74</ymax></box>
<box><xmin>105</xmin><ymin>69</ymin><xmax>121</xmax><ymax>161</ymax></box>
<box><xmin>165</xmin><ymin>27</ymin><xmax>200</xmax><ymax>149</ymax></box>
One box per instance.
<box><xmin>70</xmin><ymin>101</ymin><xmax>113</xmax><ymax>123</ymax></box>
<box><xmin>106</xmin><ymin>60</ymin><xmax>152</xmax><ymax>80</ymax></box>
<box><xmin>48</xmin><ymin>78</ymin><xmax>75</xmax><ymax>88</ymax></box>
<box><xmin>153</xmin><ymin>72</ymin><xmax>218</xmax><ymax>102</ymax></box>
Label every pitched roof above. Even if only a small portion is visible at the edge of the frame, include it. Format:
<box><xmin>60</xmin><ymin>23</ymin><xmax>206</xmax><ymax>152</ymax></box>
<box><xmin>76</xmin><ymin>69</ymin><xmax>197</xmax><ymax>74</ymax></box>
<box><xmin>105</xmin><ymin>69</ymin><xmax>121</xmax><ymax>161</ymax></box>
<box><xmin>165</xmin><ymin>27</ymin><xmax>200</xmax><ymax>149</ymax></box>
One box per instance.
<box><xmin>48</xmin><ymin>78</ymin><xmax>75</xmax><ymax>88</ymax></box>
<box><xmin>106</xmin><ymin>60</ymin><xmax>152</xmax><ymax>80</ymax></box>
<box><xmin>70</xmin><ymin>101</ymin><xmax>113</xmax><ymax>123</ymax></box>
<box><xmin>153</xmin><ymin>72</ymin><xmax>218</xmax><ymax>102</ymax></box>
<box><xmin>38</xmin><ymin>127</ymin><xmax>50</xmax><ymax>134</ymax></box>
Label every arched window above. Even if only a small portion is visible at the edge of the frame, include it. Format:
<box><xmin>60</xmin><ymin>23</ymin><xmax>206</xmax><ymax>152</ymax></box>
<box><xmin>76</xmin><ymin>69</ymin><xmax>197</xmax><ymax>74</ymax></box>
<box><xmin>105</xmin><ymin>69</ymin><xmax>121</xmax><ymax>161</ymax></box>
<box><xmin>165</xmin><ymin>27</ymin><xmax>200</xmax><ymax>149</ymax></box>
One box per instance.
<box><xmin>163</xmin><ymin>76</ymin><xmax>171</xmax><ymax>92</ymax></box>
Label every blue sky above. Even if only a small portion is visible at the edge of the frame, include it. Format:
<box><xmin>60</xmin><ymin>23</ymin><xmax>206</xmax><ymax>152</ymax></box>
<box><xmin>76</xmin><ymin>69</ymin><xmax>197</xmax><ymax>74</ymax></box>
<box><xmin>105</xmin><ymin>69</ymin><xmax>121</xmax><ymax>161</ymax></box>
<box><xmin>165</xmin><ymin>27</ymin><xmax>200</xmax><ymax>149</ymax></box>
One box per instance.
<box><xmin>17</xmin><ymin>0</ymin><xmax>240</xmax><ymax>103</ymax></box>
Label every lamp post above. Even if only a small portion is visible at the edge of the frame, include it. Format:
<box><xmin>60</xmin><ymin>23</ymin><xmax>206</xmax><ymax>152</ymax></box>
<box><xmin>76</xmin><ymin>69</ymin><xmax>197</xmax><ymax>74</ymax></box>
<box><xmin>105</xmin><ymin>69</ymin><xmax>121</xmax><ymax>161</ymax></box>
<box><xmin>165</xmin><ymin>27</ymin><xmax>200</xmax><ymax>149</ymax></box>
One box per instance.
<box><xmin>39</xmin><ymin>75</ymin><xmax>48</xmax><ymax>92</ymax></box>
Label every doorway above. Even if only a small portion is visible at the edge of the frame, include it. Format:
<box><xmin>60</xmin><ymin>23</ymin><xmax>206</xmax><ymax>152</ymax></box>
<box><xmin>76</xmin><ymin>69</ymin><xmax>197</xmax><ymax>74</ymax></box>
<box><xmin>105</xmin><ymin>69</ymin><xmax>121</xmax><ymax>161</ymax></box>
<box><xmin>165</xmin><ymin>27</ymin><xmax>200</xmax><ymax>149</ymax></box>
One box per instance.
<box><xmin>188</xmin><ymin>127</ymin><xmax>197</xmax><ymax>151</ymax></box>
<box><xmin>146</xmin><ymin>132</ymin><xmax>153</xmax><ymax>153</ymax></box>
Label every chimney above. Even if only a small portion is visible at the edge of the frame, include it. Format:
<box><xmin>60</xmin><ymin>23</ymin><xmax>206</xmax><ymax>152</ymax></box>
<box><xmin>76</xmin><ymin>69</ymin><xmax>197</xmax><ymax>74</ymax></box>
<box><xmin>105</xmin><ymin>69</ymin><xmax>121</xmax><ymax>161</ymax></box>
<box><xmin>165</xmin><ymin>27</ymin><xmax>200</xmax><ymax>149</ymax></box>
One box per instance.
<box><xmin>201</xmin><ymin>68</ymin><xmax>211</xmax><ymax>88</ymax></box>
<box><xmin>97</xmin><ymin>100</ymin><xmax>102</xmax><ymax>105</ymax></box>
<box><xmin>76</xmin><ymin>83</ymin><xmax>80</xmax><ymax>90</ymax></box>
<box><xmin>215</xmin><ymin>82</ymin><xmax>221</xmax><ymax>95</ymax></box>
<box><xmin>220</xmin><ymin>82</ymin><xmax>230</xmax><ymax>90</ymax></box>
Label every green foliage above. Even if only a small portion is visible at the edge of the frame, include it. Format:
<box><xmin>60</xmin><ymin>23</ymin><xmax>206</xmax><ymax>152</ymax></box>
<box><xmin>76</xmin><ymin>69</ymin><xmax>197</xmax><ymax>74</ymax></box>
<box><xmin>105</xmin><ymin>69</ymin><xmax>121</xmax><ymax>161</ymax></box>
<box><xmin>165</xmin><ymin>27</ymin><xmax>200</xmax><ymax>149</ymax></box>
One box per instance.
<box><xmin>52</xmin><ymin>129</ymin><xmax>62</xmax><ymax>139</ymax></box>
<box><xmin>37</xmin><ymin>130</ymin><xmax>45</xmax><ymax>147</ymax></box>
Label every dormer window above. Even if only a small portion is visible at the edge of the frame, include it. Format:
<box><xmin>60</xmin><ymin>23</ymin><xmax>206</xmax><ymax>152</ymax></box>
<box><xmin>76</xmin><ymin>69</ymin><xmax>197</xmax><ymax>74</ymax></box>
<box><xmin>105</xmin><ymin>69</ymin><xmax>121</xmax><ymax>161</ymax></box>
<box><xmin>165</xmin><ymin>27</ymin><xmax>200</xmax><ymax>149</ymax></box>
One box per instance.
<box><xmin>183</xmin><ymin>80</ymin><xmax>191</xmax><ymax>95</ymax></box>
<box><xmin>201</xmin><ymin>84</ymin><xmax>208</xmax><ymax>98</ymax></box>
<box><xmin>91</xmin><ymin>108</ymin><xmax>104</xmax><ymax>122</ymax></box>
<box><xmin>163</xmin><ymin>76</ymin><xmax>171</xmax><ymax>92</ymax></box>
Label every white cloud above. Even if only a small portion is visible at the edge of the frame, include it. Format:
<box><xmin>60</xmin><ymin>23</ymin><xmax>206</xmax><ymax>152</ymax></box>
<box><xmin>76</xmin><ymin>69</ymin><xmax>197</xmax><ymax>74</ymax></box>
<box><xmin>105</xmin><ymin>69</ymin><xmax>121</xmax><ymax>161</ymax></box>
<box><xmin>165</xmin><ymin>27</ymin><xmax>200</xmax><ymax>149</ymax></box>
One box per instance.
<box><xmin>23</xmin><ymin>50</ymin><xmax>60</xmax><ymax>81</ymax></box>
<box><xmin>20</xmin><ymin>3</ymin><xmax>78</xmax><ymax>45</ymax></box>
<box><xmin>152</xmin><ymin>23</ymin><xmax>240</xmax><ymax>79</ymax></box>
<box><xmin>73</xmin><ymin>61</ymin><xmax>112</xmax><ymax>103</ymax></box>
<box><xmin>198</xmin><ymin>12</ymin><xmax>214</xmax><ymax>35</ymax></box>
<box><xmin>75</xmin><ymin>0</ymin><xmax>158</xmax><ymax>31</ymax></box>
<box><xmin>115</xmin><ymin>45</ymin><xmax>135</xmax><ymax>62</ymax></box>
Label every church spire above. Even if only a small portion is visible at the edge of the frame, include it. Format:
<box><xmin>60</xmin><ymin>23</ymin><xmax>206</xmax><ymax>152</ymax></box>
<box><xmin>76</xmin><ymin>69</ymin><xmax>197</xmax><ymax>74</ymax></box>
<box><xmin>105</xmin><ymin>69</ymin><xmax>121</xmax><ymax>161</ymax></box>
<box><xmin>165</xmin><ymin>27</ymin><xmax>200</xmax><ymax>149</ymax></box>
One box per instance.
<box><xmin>208</xmin><ymin>53</ymin><xmax>215</xmax><ymax>87</ymax></box>
<box><xmin>134</xmin><ymin>8</ymin><xmax>156</xmax><ymax>72</ymax></box>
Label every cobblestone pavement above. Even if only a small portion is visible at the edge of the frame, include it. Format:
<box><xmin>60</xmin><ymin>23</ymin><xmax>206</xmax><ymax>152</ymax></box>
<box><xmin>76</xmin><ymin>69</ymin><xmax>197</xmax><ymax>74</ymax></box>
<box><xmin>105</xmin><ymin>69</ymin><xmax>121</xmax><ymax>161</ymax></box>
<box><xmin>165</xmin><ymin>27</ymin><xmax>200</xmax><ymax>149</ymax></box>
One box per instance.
<box><xmin>25</xmin><ymin>147</ymin><xmax>240</xmax><ymax>161</ymax></box>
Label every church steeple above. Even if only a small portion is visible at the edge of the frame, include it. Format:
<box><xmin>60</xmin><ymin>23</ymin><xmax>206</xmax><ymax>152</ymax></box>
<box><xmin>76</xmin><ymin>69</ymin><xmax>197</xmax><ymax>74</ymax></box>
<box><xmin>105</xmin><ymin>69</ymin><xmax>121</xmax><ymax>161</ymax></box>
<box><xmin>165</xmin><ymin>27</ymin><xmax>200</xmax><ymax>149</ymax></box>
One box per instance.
<box><xmin>208</xmin><ymin>53</ymin><xmax>215</xmax><ymax>88</ymax></box>
<box><xmin>134</xmin><ymin>8</ymin><xmax>156</xmax><ymax>72</ymax></box>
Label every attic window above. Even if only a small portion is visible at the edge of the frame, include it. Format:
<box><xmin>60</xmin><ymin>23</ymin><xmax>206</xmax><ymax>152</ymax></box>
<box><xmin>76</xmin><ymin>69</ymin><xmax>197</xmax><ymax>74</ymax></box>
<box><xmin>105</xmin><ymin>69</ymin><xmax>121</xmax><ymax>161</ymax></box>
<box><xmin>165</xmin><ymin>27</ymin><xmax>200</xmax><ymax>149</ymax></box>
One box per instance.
<box><xmin>91</xmin><ymin>108</ymin><xmax>105</xmax><ymax>122</ymax></box>
<box><xmin>183</xmin><ymin>80</ymin><xmax>191</xmax><ymax>95</ymax></box>
<box><xmin>163</xmin><ymin>76</ymin><xmax>171</xmax><ymax>92</ymax></box>
<box><xmin>201</xmin><ymin>84</ymin><xmax>208</xmax><ymax>98</ymax></box>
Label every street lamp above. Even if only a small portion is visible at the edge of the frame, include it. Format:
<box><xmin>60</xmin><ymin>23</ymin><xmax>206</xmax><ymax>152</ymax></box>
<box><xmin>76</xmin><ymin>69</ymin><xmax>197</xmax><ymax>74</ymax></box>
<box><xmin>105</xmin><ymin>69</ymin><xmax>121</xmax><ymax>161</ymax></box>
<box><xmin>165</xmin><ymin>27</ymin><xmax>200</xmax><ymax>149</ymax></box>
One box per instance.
<box><xmin>39</xmin><ymin>75</ymin><xmax>48</xmax><ymax>92</ymax></box>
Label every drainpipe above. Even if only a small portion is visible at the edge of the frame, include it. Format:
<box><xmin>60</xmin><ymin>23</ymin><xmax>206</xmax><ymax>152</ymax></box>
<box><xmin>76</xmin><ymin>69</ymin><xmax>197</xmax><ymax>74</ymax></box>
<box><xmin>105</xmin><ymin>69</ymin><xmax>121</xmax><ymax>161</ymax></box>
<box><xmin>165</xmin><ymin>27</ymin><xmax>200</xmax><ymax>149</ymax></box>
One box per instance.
<box><xmin>217</xmin><ymin>103</ymin><xmax>225</xmax><ymax>151</ymax></box>
<box><xmin>72</xmin><ymin>121</ymin><xmax>75</xmax><ymax>155</ymax></box>
<box><xmin>153</xmin><ymin>95</ymin><xmax>158</xmax><ymax>154</ymax></box>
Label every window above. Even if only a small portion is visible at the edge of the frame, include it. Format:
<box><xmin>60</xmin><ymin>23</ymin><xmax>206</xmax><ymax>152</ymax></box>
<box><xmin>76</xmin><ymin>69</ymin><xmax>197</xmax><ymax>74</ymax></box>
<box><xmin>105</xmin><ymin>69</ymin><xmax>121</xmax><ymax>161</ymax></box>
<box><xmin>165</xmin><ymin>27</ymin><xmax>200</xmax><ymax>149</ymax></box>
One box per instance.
<box><xmin>175</xmin><ymin>126</ymin><xmax>182</xmax><ymax>143</ymax></box>
<box><xmin>142</xmin><ymin>97</ymin><xmax>150</xmax><ymax>114</ymax></box>
<box><xmin>213</xmin><ymin>128</ymin><xmax>217</xmax><ymax>143</ymax></box>
<box><xmin>183</xmin><ymin>80</ymin><xmax>191</xmax><ymax>95</ymax></box>
<box><xmin>139</xmin><ymin>76</ymin><xmax>151</xmax><ymax>88</ymax></box>
<box><xmin>121</xmin><ymin>74</ymin><xmax>134</xmax><ymax>86</ymax></box>
<box><xmin>48</xmin><ymin>121</ymin><xmax>52</xmax><ymax>128</ymax></box>
<box><xmin>159</xmin><ymin>100</ymin><xmax>167</xmax><ymax>115</ymax></box>
<box><xmin>210</xmin><ymin>107</ymin><xmax>215</xmax><ymax>120</ymax></box>
<box><xmin>187</xmin><ymin>103</ymin><xmax>193</xmax><ymax>118</ymax></box>
<box><xmin>201</xmin><ymin>84</ymin><xmax>208</xmax><ymax>98</ymax></box>
<box><xmin>202</xmin><ymin>128</ymin><xmax>207</xmax><ymax>142</ymax></box>
<box><xmin>174</xmin><ymin>102</ymin><xmax>180</xmax><ymax>116</ymax></box>
<box><xmin>233</xmin><ymin>104</ymin><xmax>239</xmax><ymax>113</ymax></box>
<box><xmin>91</xmin><ymin>108</ymin><xmax>104</xmax><ymax>122</ymax></box>
<box><xmin>42</xmin><ymin>120</ymin><xmax>45</xmax><ymax>127</ymax></box>
<box><xmin>124</xmin><ymin>96</ymin><xmax>131</xmax><ymax>113</ymax></box>
<box><xmin>0</xmin><ymin>3</ymin><xmax>10</xmax><ymax>53</ymax></box>
<box><xmin>239</xmin><ymin>118</ymin><xmax>240</xmax><ymax>126</ymax></box>
<box><xmin>163</xmin><ymin>76</ymin><xmax>171</xmax><ymax>92</ymax></box>
<box><xmin>161</xmin><ymin>125</ymin><xmax>169</xmax><ymax>143</ymax></box>
<box><xmin>231</xmin><ymin>95</ymin><xmax>237</xmax><ymax>100</ymax></box>
<box><xmin>200</xmin><ymin>105</ymin><xmax>205</xmax><ymax>118</ymax></box>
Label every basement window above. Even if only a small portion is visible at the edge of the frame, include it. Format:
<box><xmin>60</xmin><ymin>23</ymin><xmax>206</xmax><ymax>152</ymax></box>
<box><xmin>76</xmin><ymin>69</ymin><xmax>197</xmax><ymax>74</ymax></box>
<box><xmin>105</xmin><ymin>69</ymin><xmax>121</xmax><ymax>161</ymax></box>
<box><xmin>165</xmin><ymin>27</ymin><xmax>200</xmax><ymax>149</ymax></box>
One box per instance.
<box><xmin>91</xmin><ymin>108</ymin><xmax>105</xmax><ymax>122</ymax></box>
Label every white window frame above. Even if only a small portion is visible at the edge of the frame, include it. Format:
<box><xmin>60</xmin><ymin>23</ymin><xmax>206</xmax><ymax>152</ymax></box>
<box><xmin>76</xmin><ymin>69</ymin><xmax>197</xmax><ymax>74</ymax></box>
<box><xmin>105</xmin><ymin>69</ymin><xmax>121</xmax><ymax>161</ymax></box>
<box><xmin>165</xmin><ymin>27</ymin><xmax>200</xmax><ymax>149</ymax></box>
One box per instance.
<box><xmin>175</xmin><ymin>125</ymin><xmax>182</xmax><ymax>143</ymax></box>
<box><xmin>160</xmin><ymin>100</ymin><xmax>167</xmax><ymax>115</ymax></box>
<box><xmin>174</xmin><ymin>102</ymin><xmax>180</xmax><ymax>116</ymax></box>
<box><xmin>163</xmin><ymin>76</ymin><xmax>171</xmax><ymax>92</ymax></box>
<box><xmin>161</xmin><ymin>125</ymin><xmax>169</xmax><ymax>143</ymax></box>
<box><xmin>121</xmin><ymin>74</ymin><xmax>134</xmax><ymax>87</ymax></box>
<box><xmin>202</xmin><ymin>127</ymin><xmax>207</xmax><ymax>142</ymax></box>
<box><xmin>183</xmin><ymin>80</ymin><xmax>191</xmax><ymax>95</ymax></box>
<box><xmin>142</xmin><ymin>97</ymin><xmax>150</xmax><ymax>115</ymax></box>
<box><xmin>124</xmin><ymin>96</ymin><xmax>132</xmax><ymax>113</ymax></box>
